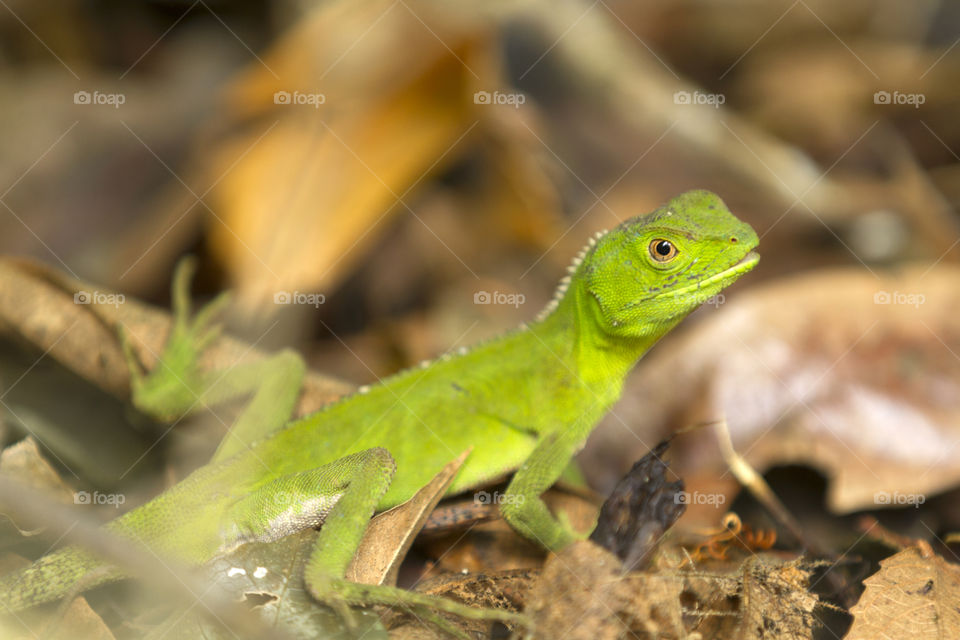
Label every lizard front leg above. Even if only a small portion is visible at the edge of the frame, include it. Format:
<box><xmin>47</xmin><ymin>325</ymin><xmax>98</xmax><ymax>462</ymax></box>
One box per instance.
<box><xmin>500</xmin><ymin>425</ymin><xmax>594</xmax><ymax>552</ymax></box>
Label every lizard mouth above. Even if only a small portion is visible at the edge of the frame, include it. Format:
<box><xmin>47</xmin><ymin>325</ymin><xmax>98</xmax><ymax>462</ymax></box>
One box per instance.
<box><xmin>724</xmin><ymin>250</ymin><xmax>761</xmax><ymax>275</ymax></box>
<box><xmin>651</xmin><ymin>250</ymin><xmax>760</xmax><ymax>300</ymax></box>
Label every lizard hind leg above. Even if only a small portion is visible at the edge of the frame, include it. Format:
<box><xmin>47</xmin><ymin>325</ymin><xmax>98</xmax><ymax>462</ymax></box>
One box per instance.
<box><xmin>226</xmin><ymin>447</ymin><xmax>396</xmax><ymax>548</ymax></box>
<box><xmin>224</xmin><ymin>447</ymin><xmax>398</xmax><ymax>628</ymax></box>
<box><xmin>297</xmin><ymin>449</ymin><xmax>528</xmax><ymax>635</ymax></box>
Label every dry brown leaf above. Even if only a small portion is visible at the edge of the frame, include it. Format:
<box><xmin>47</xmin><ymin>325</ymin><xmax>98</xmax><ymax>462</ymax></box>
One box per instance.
<box><xmin>0</xmin><ymin>438</ymin><xmax>74</xmax><ymax>538</ymax></box>
<box><xmin>681</xmin><ymin>556</ymin><xmax>818</xmax><ymax>640</ymax></box>
<box><xmin>524</xmin><ymin>543</ymin><xmax>817</xmax><ymax>640</ymax></box>
<box><xmin>0</xmin><ymin>595</ymin><xmax>117</xmax><ymax>640</ymax></box>
<box><xmin>737</xmin><ymin>556</ymin><xmax>819</xmax><ymax>640</ymax></box>
<box><xmin>525</xmin><ymin>541</ymin><xmax>684</xmax><ymax>640</ymax></box>
<box><xmin>846</xmin><ymin>545</ymin><xmax>960</xmax><ymax>640</ymax></box>
<box><xmin>412</xmin><ymin>568</ymin><xmax>534</xmax><ymax>611</ymax></box>
<box><xmin>206</xmin><ymin>0</ymin><xmax>561</xmax><ymax>314</ymax></box>
<box><xmin>587</xmin><ymin>265</ymin><xmax>960</xmax><ymax>513</ymax></box>
<box><xmin>590</xmin><ymin>440</ymin><xmax>686</xmax><ymax>571</ymax></box>
<box><xmin>0</xmin><ymin>438</ymin><xmax>74</xmax><ymax>503</ymax></box>
<box><xmin>389</xmin><ymin>569</ymin><xmax>534</xmax><ymax>639</ymax></box>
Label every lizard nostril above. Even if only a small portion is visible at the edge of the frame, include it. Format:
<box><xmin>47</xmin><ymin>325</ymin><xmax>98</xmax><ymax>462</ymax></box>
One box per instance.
<box><xmin>729</xmin><ymin>237</ymin><xmax>738</xmax><ymax>243</ymax></box>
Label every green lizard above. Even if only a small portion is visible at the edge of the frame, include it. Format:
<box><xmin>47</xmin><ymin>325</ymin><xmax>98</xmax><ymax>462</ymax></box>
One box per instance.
<box><xmin>0</xmin><ymin>189</ymin><xmax>758</xmax><ymax>627</ymax></box>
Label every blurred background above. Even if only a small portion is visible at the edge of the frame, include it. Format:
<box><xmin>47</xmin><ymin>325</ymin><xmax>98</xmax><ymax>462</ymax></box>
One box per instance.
<box><xmin>4</xmin><ymin>0</ymin><xmax>958</xmax><ymax>342</ymax></box>
<box><xmin>2</xmin><ymin>0</ymin><xmax>960</xmax><ymax>625</ymax></box>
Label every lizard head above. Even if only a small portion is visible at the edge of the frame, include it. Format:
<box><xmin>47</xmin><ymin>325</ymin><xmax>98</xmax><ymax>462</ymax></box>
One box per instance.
<box><xmin>578</xmin><ymin>190</ymin><xmax>759</xmax><ymax>339</ymax></box>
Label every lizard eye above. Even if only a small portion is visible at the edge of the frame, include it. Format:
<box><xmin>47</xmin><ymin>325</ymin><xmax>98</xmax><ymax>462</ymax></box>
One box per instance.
<box><xmin>649</xmin><ymin>239</ymin><xmax>678</xmax><ymax>262</ymax></box>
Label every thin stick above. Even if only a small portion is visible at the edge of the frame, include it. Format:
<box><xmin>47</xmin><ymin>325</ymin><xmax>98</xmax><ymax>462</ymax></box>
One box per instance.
<box><xmin>713</xmin><ymin>418</ymin><xmax>818</xmax><ymax>555</ymax></box>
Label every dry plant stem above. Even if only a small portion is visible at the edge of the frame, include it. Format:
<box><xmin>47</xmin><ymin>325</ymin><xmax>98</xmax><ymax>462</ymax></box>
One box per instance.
<box><xmin>856</xmin><ymin>515</ymin><xmax>915</xmax><ymax>551</ymax></box>
<box><xmin>713</xmin><ymin>419</ymin><xmax>820</xmax><ymax>556</ymax></box>
<box><xmin>713</xmin><ymin>422</ymin><xmax>850</xmax><ymax>604</ymax></box>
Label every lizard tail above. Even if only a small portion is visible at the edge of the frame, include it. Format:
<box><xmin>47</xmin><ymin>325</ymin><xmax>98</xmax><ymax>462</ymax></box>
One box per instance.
<box><xmin>0</xmin><ymin>546</ymin><xmax>122</xmax><ymax>612</ymax></box>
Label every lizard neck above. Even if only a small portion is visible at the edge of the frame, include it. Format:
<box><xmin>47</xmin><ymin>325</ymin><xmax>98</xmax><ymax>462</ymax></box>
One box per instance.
<box><xmin>532</xmin><ymin>279</ymin><xmax>681</xmax><ymax>395</ymax></box>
